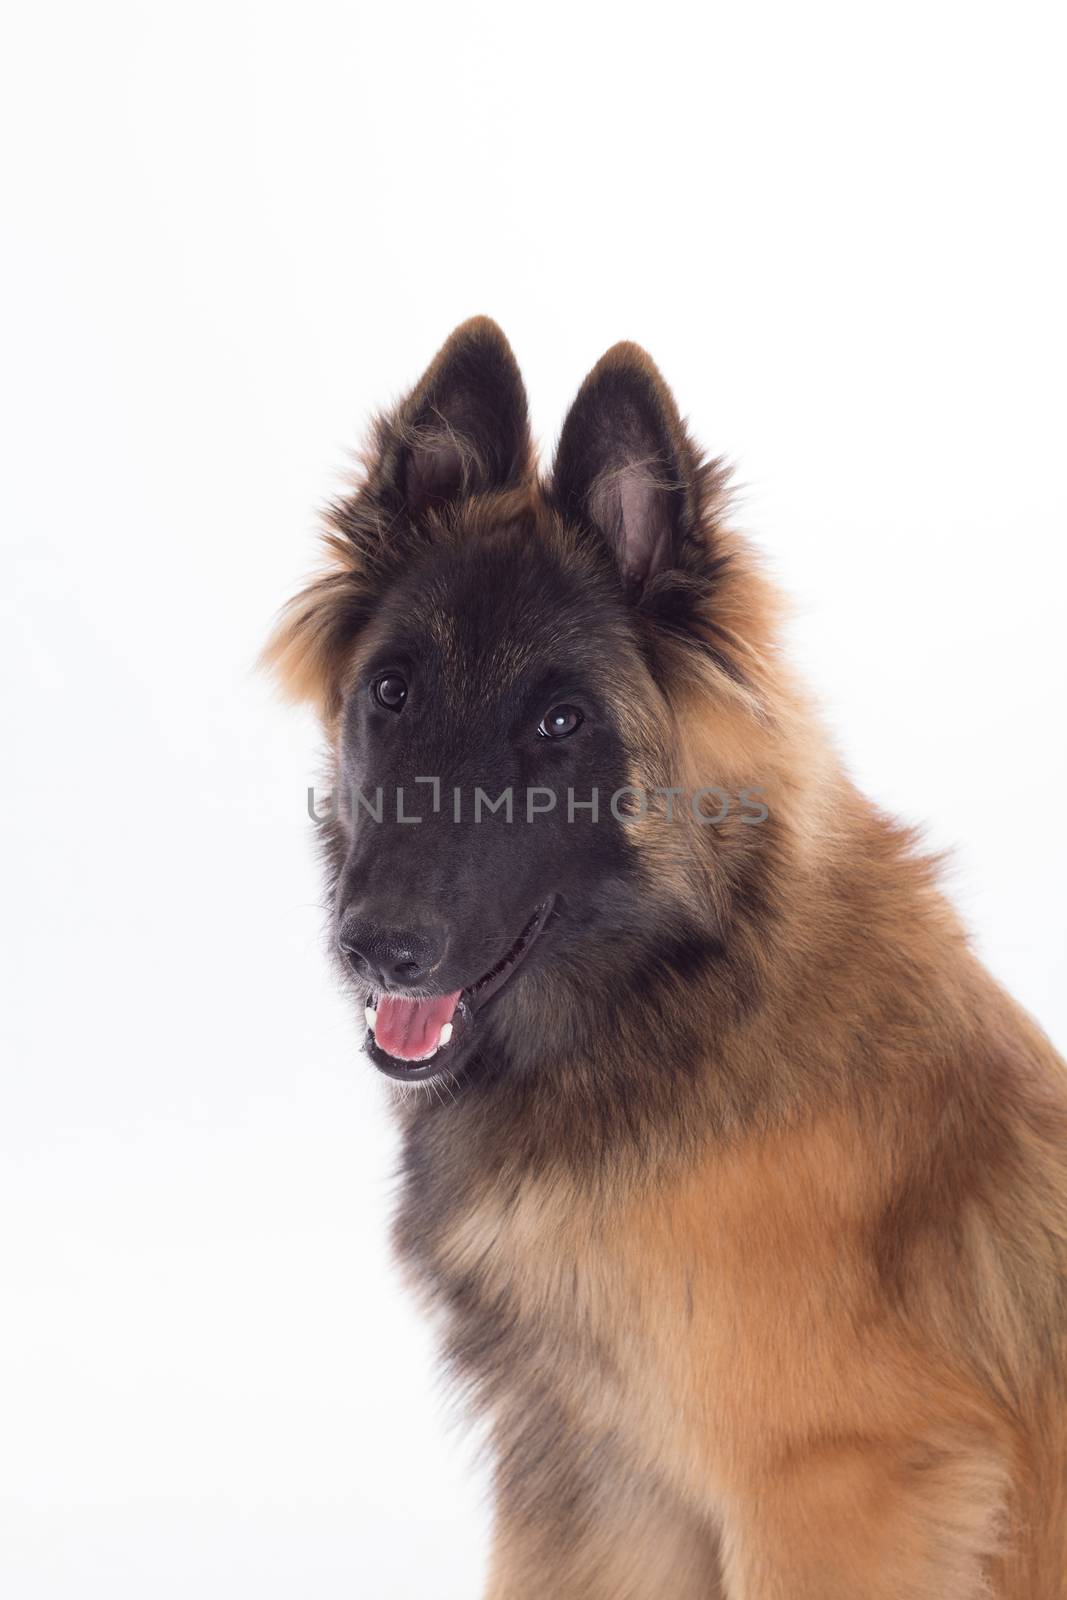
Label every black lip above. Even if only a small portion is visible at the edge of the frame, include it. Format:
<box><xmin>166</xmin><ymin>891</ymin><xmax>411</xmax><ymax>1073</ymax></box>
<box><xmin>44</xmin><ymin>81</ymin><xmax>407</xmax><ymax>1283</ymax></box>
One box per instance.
<box><xmin>364</xmin><ymin>897</ymin><xmax>556</xmax><ymax>1081</ymax></box>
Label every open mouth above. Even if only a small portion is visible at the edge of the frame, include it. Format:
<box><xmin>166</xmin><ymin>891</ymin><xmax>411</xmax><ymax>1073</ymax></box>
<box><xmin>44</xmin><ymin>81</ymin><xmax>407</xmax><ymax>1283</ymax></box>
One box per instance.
<box><xmin>363</xmin><ymin>898</ymin><xmax>556</xmax><ymax>1081</ymax></box>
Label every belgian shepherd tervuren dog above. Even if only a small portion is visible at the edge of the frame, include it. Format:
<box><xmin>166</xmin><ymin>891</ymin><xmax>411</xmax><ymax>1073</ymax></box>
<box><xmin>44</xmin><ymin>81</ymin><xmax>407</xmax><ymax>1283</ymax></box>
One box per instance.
<box><xmin>265</xmin><ymin>318</ymin><xmax>1067</xmax><ymax>1596</ymax></box>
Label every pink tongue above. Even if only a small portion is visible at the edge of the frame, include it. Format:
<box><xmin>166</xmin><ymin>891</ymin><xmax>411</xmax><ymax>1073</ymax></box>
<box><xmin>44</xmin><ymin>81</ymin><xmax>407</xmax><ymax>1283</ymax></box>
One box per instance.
<box><xmin>373</xmin><ymin>991</ymin><xmax>461</xmax><ymax>1061</ymax></box>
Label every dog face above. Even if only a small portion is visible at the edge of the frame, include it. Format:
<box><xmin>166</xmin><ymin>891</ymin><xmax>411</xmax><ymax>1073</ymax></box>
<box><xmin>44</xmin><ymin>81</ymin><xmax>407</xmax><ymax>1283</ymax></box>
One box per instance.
<box><xmin>267</xmin><ymin>319</ymin><xmax>772</xmax><ymax>1089</ymax></box>
<box><xmin>332</xmin><ymin>514</ymin><xmax>648</xmax><ymax>1081</ymax></box>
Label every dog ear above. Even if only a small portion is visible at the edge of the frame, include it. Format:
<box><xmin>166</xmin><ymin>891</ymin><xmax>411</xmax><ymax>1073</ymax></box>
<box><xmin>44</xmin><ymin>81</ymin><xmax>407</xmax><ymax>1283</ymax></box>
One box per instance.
<box><xmin>374</xmin><ymin>317</ymin><xmax>531</xmax><ymax>517</ymax></box>
<box><xmin>551</xmin><ymin>343</ymin><xmax>704</xmax><ymax>594</ymax></box>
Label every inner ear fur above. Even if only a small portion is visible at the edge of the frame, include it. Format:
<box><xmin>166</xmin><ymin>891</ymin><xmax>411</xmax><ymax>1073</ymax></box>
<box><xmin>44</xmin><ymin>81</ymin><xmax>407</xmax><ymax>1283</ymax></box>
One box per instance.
<box><xmin>373</xmin><ymin>315</ymin><xmax>532</xmax><ymax>518</ymax></box>
<box><xmin>551</xmin><ymin>342</ymin><xmax>707</xmax><ymax>593</ymax></box>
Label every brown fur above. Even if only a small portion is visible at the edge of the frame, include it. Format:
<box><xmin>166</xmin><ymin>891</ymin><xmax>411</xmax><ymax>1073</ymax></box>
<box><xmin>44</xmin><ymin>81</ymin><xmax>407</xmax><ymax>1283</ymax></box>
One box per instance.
<box><xmin>267</xmin><ymin>319</ymin><xmax>1067</xmax><ymax>1595</ymax></box>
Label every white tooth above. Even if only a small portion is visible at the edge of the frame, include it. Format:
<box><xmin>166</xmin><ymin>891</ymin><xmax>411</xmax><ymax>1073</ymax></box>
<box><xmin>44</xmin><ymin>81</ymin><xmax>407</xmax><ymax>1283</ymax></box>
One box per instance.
<box><xmin>365</xmin><ymin>1006</ymin><xmax>376</xmax><ymax>1030</ymax></box>
<box><xmin>438</xmin><ymin>1022</ymin><xmax>453</xmax><ymax>1047</ymax></box>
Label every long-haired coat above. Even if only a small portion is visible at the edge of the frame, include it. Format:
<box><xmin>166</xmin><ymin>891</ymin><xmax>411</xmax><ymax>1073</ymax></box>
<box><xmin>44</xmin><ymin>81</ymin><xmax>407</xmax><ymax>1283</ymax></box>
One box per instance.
<box><xmin>266</xmin><ymin>318</ymin><xmax>1067</xmax><ymax>1597</ymax></box>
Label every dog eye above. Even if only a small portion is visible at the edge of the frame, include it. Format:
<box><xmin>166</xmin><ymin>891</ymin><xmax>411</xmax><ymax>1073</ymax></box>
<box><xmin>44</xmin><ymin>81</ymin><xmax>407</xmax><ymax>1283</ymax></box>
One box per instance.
<box><xmin>538</xmin><ymin>704</ymin><xmax>583</xmax><ymax>739</ymax></box>
<box><xmin>373</xmin><ymin>673</ymin><xmax>408</xmax><ymax>712</ymax></box>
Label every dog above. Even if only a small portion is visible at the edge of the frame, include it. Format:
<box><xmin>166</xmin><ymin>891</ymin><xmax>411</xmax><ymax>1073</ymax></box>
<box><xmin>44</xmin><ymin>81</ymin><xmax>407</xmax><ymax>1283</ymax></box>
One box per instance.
<box><xmin>265</xmin><ymin>317</ymin><xmax>1067</xmax><ymax>1596</ymax></box>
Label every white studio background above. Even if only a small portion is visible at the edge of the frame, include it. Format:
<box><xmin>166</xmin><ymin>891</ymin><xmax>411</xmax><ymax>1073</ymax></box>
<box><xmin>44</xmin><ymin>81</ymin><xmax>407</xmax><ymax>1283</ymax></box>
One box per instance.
<box><xmin>2</xmin><ymin>3</ymin><xmax>1065</xmax><ymax>1596</ymax></box>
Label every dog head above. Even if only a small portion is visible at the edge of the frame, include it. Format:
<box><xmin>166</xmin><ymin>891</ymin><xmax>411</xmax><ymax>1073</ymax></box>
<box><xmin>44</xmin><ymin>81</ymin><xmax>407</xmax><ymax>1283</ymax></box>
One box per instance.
<box><xmin>265</xmin><ymin>319</ymin><xmax>783</xmax><ymax>1087</ymax></box>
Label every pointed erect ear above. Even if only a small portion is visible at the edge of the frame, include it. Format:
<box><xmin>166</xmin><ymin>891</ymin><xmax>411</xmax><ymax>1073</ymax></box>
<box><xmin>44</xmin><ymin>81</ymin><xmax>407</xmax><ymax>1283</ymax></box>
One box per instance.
<box><xmin>374</xmin><ymin>317</ymin><xmax>531</xmax><ymax>517</ymax></box>
<box><xmin>551</xmin><ymin>343</ymin><xmax>703</xmax><ymax>593</ymax></box>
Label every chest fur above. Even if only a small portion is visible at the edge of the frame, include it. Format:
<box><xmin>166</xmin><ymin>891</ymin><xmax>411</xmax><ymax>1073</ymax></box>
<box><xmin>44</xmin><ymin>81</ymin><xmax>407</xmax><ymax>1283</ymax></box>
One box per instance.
<box><xmin>408</xmin><ymin>1123</ymin><xmax>892</xmax><ymax>1499</ymax></box>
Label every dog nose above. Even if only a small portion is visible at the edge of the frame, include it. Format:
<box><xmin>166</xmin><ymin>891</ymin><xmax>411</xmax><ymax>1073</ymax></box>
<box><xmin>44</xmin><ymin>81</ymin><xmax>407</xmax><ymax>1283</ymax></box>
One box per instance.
<box><xmin>337</xmin><ymin>915</ymin><xmax>446</xmax><ymax>991</ymax></box>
